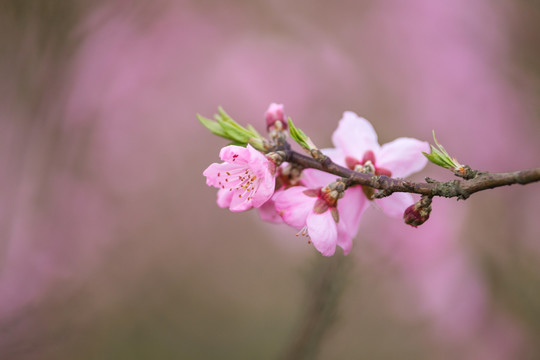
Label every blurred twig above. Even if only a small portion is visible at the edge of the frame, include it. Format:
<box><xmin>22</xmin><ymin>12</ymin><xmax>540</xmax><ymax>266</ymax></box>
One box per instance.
<box><xmin>480</xmin><ymin>246</ymin><xmax>540</xmax><ymax>356</ymax></box>
<box><xmin>281</xmin><ymin>254</ymin><xmax>351</xmax><ymax>360</ymax></box>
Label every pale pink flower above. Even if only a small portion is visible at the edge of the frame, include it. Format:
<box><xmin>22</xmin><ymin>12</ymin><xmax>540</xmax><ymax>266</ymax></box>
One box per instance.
<box><xmin>328</xmin><ymin>111</ymin><xmax>430</xmax><ymax>217</ymax></box>
<box><xmin>203</xmin><ymin>144</ymin><xmax>275</xmax><ymax>212</ymax></box>
<box><xmin>274</xmin><ymin>168</ymin><xmax>368</xmax><ymax>256</ymax></box>
<box><xmin>265</xmin><ymin>103</ymin><xmax>286</xmax><ymax>130</ymax></box>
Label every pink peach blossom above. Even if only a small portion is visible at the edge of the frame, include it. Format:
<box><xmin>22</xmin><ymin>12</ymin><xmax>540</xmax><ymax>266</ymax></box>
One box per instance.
<box><xmin>204</xmin><ymin>144</ymin><xmax>275</xmax><ymax>212</ymax></box>
<box><xmin>327</xmin><ymin>112</ymin><xmax>430</xmax><ymax>218</ymax></box>
<box><xmin>274</xmin><ymin>168</ymin><xmax>368</xmax><ymax>256</ymax></box>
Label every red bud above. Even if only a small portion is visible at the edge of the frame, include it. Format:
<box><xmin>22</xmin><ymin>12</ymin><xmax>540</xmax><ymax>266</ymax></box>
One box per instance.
<box><xmin>403</xmin><ymin>196</ymin><xmax>432</xmax><ymax>227</ymax></box>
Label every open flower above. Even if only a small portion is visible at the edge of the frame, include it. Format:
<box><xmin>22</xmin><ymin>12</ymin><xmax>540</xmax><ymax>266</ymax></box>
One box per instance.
<box><xmin>203</xmin><ymin>144</ymin><xmax>275</xmax><ymax>212</ymax></box>
<box><xmin>327</xmin><ymin>111</ymin><xmax>430</xmax><ymax>217</ymax></box>
<box><xmin>274</xmin><ymin>168</ymin><xmax>368</xmax><ymax>256</ymax></box>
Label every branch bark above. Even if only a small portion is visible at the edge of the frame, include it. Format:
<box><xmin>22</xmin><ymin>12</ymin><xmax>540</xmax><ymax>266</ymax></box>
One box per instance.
<box><xmin>285</xmin><ymin>150</ymin><xmax>540</xmax><ymax>200</ymax></box>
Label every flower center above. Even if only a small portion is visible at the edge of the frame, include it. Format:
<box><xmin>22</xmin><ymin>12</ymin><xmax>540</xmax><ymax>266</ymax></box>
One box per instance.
<box><xmin>345</xmin><ymin>150</ymin><xmax>393</xmax><ymax>200</ymax></box>
<box><xmin>303</xmin><ymin>187</ymin><xmax>340</xmax><ymax>223</ymax></box>
<box><xmin>345</xmin><ymin>150</ymin><xmax>392</xmax><ymax>177</ymax></box>
<box><xmin>217</xmin><ymin>166</ymin><xmax>260</xmax><ymax>201</ymax></box>
<box><xmin>276</xmin><ymin>164</ymin><xmax>302</xmax><ymax>190</ymax></box>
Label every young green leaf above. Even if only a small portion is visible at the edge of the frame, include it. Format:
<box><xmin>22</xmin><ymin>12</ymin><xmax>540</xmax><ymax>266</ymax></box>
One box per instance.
<box><xmin>423</xmin><ymin>131</ymin><xmax>464</xmax><ymax>170</ymax></box>
<box><xmin>246</xmin><ymin>124</ymin><xmax>262</xmax><ymax>139</ymax></box>
<box><xmin>288</xmin><ymin>118</ymin><xmax>316</xmax><ymax>151</ymax></box>
<box><xmin>221</xmin><ymin>118</ymin><xmax>254</xmax><ymax>142</ymax></box>
<box><xmin>197</xmin><ymin>114</ymin><xmax>228</xmax><ymax>138</ymax></box>
<box><xmin>199</xmin><ymin>107</ymin><xmax>267</xmax><ymax>151</ymax></box>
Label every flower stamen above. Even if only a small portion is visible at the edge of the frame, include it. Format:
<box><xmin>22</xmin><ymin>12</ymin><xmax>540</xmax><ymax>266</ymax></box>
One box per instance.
<box><xmin>296</xmin><ymin>225</ymin><xmax>309</xmax><ymax>238</ymax></box>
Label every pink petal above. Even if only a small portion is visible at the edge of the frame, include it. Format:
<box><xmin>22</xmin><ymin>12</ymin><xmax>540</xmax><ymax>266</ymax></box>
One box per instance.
<box><xmin>265</xmin><ymin>103</ymin><xmax>285</xmax><ymax>128</ymax></box>
<box><xmin>241</xmin><ymin>144</ymin><xmax>276</xmax><ymax>207</ymax></box>
<box><xmin>203</xmin><ymin>162</ymin><xmax>237</xmax><ymax>187</ymax></box>
<box><xmin>321</xmin><ymin>147</ymin><xmax>346</xmax><ymax>167</ymax></box>
<box><xmin>336</xmin><ymin>186</ymin><xmax>369</xmax><ymax>254</ymax></box>
<box><xmin>332</xmin><ymin>112</ymin><xmax>380</xmax><ymax>159</ymax></box>
<box><xmin>375</xmin><ymin>192</ymin><xmax>414</xmax><ymax>218</ymax></box>
<box><xmin>301</xmin><ymin>168</ymin><xmax>337</xmax><ymax>189</ymax></box>
<box><xmin>307</xmin><ymin>211</ymin><xmax>338</xmax><ymax>256</ymax></box>
<box><xmin>245</xmin><ymin>144</ymin><xmax>266</xmax><ymax>164</ymax></box>
<box><xmin>216</xmin><ymin>188</ymin><xmax>234</xmax><ymax>208</ymax></box>
<box><xmin>251</xmin><ymin>164</ymin><xmax>276</xmax><ymax>208</ymax></box>
<box><xmin>258</xmin><ymin>197</ymin><xmax>283</xmax><ymax>223</ymax></box>
<box><xmin>376</xmin><ymin>138</ymin><xmax>430</xmax><ymax>178</ymax></box>
<box><xmin>228</xmin><ymin>191</ymin><xmax>253</xmax><ymax>212</ymax></box>
<box><xmin>274</xmin><ymin>186</ymin><xmax>317</xmax><ymax>229</ymax></box>
<box><xmin>219</xmin><ymin>144</ymin><xmax>250</xmax><ymax>164</ymax></box>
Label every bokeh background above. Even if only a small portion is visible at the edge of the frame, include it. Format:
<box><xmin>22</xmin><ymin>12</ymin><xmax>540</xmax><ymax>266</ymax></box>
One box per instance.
<box><xmin>1</xmin><ymin>0</ymin><xmax>540</xmax><ymax>359</ymax></box>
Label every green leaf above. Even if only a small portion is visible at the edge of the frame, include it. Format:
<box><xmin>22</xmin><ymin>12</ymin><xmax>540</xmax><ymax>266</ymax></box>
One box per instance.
<box><xmin>247</xmin><ymin>137</ymin><xmax>266</xmax><ymax>151</ymax></box>
<box><xmin>199</xmin><ymin>107</ymin><xmax>267</xmax><ymax>150</ymax></box>
<box><xmin>217</xmin><ymin>106</ymin><xmax>234</xmax><ymax>123</ymax></box>
<box><xmin>423</xmin><ymin>151</ymin><xmax>451</xmax><ymax>169</ymax></box>
<box><xmin>216</xmin><ymin>107</ymin><xmax>253</xmax><ymax>134</ymax></box>
<box><xmin>288</xmin><ymin>118</ymin><xmax>315</xmax><ymax>151</ymax></box>
<box><xmin>246</xmin><ymin>124</ymin><xmax>262</xmax><ymax>139</ymax></box>
<box><xmin>197</xmin><ymin>114</ymin><xmax>228</xmax><ymax>138</ymax></box>
<box><xmin>217</xmin><ymin>117</ymin><xmax>251</xmax><ymax>143</ymax></box>
<box><xmin>423</xmin><ymin>131</ymin><xmax>463</xmax><ymax>170</ymax></box>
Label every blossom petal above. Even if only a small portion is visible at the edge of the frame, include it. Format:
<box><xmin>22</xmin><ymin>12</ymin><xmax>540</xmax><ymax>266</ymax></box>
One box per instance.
<box><xmin>245</xmin><ymin>144</ymin><xmax>266</xmax><ymax>165</ymax></box>
<box><xmin>251</xmin><ymin>167</ymin><xmax>276</xmax><ymax>208</ymax></box>
<box><xmin>216</xmin><ymin>188</ymin><xmax>234</xmax><ymax>208</ymax></box>
<box><xmin>274</xmin><ymin>186</ymin><xmax>317</xmax><ymax>229</ymax></box>
<box><xmin>258</xmin><ymin>196</ymin><xmax>283</xmax><ymax>223</ymax></box>
<box><xmin>219</xmin><ymin>144</ymin><xmax>250</xmax><ymax>164</ymax></box>
<box><xmin>307</xmin><ymin>211</ymin><xmax>338</xmax><ymax>256</ymax></box>
<box><xmin>336</xmin><ymin>186</ymin><xmax>369</xmax><ymax>254</ymax></box>
<box><xmin>321</xmin><ymin>147</ymin><xmax>346</xmax><ymax>167</ymax></box>
<box><xmin>301</xmin><ymin>168</ymin><xmax>337</xmax><ymax>188</ymax></box>
<box><xmin>245</xmin><ymin>144</ymin><xmax>276</xmax><ymax>208</ymax></box>
<box><xmin>332</xmin><ymin>112</ymin><xmax>380</xmax><ymax>159</ymax></box>
<box><xmin>228</xmin><ymin>191</ymin><xmax>253</xmax><ymax>212</ymax></box>
<box><xmin>375</xmin><ymin>192</ymin><xmax>414</xmax><ymax>218</ymax></box>
<box><xmin>203</xmin><ymin>162</ymin><xmax>237</xmax><ymax>187</ymax></box>
<box><xmin>377</xmin><ymin>138</ymin><xmax>430</xmax><ymax>178</ymax></box>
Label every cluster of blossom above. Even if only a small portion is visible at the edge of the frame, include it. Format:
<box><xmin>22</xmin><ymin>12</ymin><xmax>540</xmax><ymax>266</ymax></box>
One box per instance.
<box><xmin>203</xmin><ymin>104</ymin><xmax>429</xmax><ymax>256</ymax></box>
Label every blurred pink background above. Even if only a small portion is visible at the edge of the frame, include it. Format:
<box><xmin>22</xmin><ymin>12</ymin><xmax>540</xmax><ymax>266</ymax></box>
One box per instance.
<box><xmin>1</xmin><ymin>1</ymin><xmax>539</xmax><ymax>359</ymax></box>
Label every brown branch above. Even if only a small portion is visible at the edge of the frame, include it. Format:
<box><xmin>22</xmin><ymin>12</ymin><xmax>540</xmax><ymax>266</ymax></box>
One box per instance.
<box><xmin>285</xmin><ymin>150</ymin><xmax>540</xmax><ymax>200</ymax></box>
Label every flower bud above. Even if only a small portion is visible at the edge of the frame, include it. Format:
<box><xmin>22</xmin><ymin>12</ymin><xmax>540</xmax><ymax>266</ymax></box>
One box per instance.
<box><xmin>403</xmin><ymin>195</ymin><xmax>432</xmax><ymax>227</ymax></box>
<box><xmin>265</xmin><ymin>103</ymin><xmax>286</xmax><ymax>130</ymax></box>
